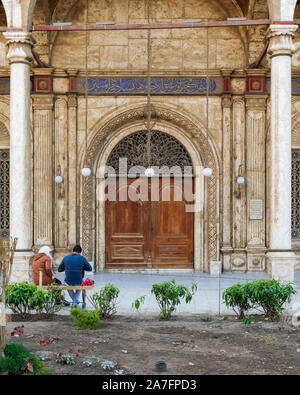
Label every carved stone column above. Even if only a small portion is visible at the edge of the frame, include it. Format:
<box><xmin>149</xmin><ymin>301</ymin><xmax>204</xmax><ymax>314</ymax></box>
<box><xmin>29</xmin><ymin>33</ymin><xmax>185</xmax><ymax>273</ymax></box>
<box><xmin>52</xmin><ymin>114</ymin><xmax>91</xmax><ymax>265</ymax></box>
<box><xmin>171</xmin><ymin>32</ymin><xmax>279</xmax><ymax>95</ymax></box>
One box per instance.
<box><xmin>221</xmin><ymin>95</ymin><xmax>233</xmax><ymax>270</ymax></box>
<box><xmin>32</xmin><ymin>95</ymin><xmax>54</xmax><ymax>249</ymax></box>
<box><xmin>54</xmin><ymin>96</ymin><xmax>68</xmax><ymax>255</ymax></box>
<box><xmin>4</xmin><ymin>32</ymin><xmax>34</xmax><ymax>281</ymax></box>
<box><xmin>231</xmin><ymin>96</ymin><xmax>247</xmax><ymax>271</ymax></box>
<box><xmin>245</xmin><ymin>96</ymin><xmax>268</xmax><ymax>271</ymax></box>
<box><xmin>268</xmin><ymin>25</ymin><xmax>297</xmax><ymax>281</ymax></box>
<box><xmin>267</xmin><ymin>24</ymin><xmax>298</xmax><ymax>282</ymax></box>
<box><xmin>67</xmin><ymin>94</ymin><xmax>78</xmax><ymax>248</ymax></box>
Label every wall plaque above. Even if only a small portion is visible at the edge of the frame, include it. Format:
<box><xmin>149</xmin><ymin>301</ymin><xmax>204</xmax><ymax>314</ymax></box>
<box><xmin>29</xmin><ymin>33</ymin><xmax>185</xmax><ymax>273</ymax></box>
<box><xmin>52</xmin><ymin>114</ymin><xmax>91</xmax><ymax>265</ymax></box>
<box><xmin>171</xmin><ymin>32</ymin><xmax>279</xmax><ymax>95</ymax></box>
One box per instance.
<box><xmin>249</xmin><ymin>199</ymin><xmax>263</xmax><ymax>220</ymax></box>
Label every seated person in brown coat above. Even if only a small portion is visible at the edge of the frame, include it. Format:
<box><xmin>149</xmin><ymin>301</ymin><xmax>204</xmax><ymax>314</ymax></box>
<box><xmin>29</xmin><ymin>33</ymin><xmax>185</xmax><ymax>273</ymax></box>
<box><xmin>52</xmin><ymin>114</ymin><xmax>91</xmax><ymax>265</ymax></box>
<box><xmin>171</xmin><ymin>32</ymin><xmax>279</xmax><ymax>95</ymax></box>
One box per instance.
<box><xmin>33</xmin><ymin>246</ymin><xmax>61</xmax><ymax>286</ymax></box>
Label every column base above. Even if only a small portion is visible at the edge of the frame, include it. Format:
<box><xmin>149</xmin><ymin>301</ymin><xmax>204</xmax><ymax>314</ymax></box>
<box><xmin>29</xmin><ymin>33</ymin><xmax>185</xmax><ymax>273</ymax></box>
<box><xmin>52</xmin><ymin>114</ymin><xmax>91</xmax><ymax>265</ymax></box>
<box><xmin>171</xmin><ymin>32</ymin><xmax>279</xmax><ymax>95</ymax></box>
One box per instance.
<box><xmin>246</xmin><ymin>247</ymin><xmax>267</xmax><ymax>272</ymax></box>
<box><xmin>266</xmin><ymin>251</ymin><xmax>298</xmax><ymax>283</ymax></box>
<box><xmin>231</xmin><ymin>250</ymin><xmax>247</xmax><ymax>271</ymax></box>
<box><xmin>221</xmin><ymin>246</ymin><xmax>233</xmax><ymax>271</ymax></box>
<box><xmin>10</xmin><ymin>251</ymin><xmax>34</xmax><ymax>283</ymax></box>
<box><xmin>210</xmin><ymin>261</ymin><xmax>222</xmax><ymax>276</ymax></box>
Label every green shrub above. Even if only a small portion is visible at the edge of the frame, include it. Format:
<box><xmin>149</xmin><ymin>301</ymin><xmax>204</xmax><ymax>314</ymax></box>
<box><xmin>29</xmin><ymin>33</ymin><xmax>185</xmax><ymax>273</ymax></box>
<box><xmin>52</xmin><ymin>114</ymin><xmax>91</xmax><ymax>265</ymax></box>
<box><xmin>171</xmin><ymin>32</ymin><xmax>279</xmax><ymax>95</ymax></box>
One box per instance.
<box><xmin>88</xmin><ymin>283</ymin><xmax>120</xmax><ymax>319</ymax></box>
<box><xmin>0</xmin><ymin>343</ymin><xmax>40</xmax><ymax>375</ymax></box>
<box><xmin>151</xmin><ymin>280</ymin><xmax>197</xmax><ymax>320</ymax></box>
<box><xmin>5</xmin><ymin>282</ymin><xmax>45</xmax><ymax>315</ymax></box>
<box><xmin>70</xmin><ymin>306</ymin><xmax>101</xmax><ymax>329</ymax></box>
<box><xmin>247</xmin><ymin>279</ymin><xmax>296</xmax><ymax>320</ymax></box>
<box><xmin>223</xmin><ymin>279</ymin><xmax>297</xmax><ymax>321</ymax></box>
<box><xmin>222</xmin><ymin>282</ymin><xmax>251</xmax><ymax>319</ymax></box>
<box><xmin>4</xmin><ymin>281</ymin><xmax>62</xmax><ymax>316</ymax></box>
<box><xmin>244</xmin><ymin>315</ymin><xmax>255</xmax><ymax>325</ymax></box>
<box><xmin>42</xmin><ymin>283</ymin><xmax>64</xmax><ymax>315</ymax></box>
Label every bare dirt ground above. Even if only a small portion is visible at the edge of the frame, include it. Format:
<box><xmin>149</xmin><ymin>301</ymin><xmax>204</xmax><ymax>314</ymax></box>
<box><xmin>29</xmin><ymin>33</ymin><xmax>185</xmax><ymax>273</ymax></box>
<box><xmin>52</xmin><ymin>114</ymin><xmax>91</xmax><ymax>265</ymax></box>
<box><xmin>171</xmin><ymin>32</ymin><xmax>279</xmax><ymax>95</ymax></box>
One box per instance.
<box><xmin>4</xmin><ymin>314</ymin><xmax>300</xmax><ymax>375</ymax></box>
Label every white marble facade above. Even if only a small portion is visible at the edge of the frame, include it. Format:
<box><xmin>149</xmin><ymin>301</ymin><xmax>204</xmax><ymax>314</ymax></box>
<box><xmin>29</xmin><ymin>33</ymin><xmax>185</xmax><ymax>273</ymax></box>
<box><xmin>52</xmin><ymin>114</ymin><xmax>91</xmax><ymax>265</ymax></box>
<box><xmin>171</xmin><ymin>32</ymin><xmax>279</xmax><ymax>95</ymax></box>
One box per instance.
<box><xmin>0</xmin><ymin>0</ymin><xmax>299</xmax><ymax>282</ymax></box>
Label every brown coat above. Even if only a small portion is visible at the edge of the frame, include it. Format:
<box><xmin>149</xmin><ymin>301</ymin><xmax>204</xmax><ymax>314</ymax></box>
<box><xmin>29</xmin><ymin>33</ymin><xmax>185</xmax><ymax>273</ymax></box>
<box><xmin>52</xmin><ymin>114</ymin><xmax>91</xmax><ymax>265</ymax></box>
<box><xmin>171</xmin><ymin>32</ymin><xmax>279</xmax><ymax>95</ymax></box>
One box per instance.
<box><xmin>32</xmin><ymin>253</ymin><xmax>55</xmax><ymax>286</ymax></box>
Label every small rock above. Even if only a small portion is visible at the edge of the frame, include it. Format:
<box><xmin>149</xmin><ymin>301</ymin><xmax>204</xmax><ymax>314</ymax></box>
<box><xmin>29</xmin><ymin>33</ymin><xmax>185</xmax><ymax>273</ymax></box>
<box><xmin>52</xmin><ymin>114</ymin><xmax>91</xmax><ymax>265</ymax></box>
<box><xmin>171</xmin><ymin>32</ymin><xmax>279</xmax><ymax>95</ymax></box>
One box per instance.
<box><xmin>114</xmin><ymin>369</ymin><xmax>125</xmax><ymax>375</ymax></box>
<box><xmin>121</xmin><ymin>350</ymin><xmax>128</xmax><ymax>354</ymax></box>
<box><xmin>188</xmin><ymin>362</ymin><xmax>194</xmax><ymax>366</ymax></box>
<box><xmin>101</xmin><ymin>360</ymin><xmax>116</xmax><ymax>370</ymax></box>
<box><xmin>57</xmin><ymin>354</ymin><xmax>76</xmax><ymax>365</ymax></box>
<box><xmin>35</xmin><ymin>351</ymin><xmax>52</xmax><ymax>362</ymax></box>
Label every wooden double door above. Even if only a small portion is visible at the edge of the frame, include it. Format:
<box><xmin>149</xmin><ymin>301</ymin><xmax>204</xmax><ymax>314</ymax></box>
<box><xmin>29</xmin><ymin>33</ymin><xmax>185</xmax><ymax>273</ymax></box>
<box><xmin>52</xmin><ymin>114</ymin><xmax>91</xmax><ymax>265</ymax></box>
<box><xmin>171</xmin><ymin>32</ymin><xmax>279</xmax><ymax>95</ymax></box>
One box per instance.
<box><xmin>105</xmin><ymin>177</ymin><xmax>194</xmax><ymax>268</ymax></box>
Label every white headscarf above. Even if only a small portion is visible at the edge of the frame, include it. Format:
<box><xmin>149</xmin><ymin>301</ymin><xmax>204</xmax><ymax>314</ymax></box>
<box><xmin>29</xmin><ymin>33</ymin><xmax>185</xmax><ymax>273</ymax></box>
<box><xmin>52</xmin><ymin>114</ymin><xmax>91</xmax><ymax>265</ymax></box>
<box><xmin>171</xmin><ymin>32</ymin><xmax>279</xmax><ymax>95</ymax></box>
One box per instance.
<box><xmin>38</xmin><ymin>246</ymin><xmax>55</xmax><ymax>267</ymax></box>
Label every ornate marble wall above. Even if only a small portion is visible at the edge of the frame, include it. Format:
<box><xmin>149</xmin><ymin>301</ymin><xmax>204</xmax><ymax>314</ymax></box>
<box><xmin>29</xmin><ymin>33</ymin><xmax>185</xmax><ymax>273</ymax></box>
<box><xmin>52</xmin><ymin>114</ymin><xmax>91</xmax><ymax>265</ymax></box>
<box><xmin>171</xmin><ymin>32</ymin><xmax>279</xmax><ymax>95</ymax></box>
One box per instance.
<box><xmin>0</xmin><ymin>68</ymin><xmax>281</xmax><ymax>272</ymax></box>
<box><xmin>1</xmin><ymin>0</ymin><xmax>300</xmax><ymax>274</ymax></box>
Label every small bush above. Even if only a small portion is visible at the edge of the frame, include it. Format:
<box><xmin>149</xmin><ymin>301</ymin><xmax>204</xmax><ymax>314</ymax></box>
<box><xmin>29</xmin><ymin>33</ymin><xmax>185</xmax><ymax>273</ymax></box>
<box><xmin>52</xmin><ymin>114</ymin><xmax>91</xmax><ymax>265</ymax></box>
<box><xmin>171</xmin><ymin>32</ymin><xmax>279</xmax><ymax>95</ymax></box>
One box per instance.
<box><xmin>70</xmin><ymin>307</ymin><xmax>101</xmax><ymax>329</ymax></box>
<box><xmin>4</xmin><ymin>281</ymin><xmax>63</xmax><ymax>316</ymax></box>
<box><xmin>244</xmin><ymin>315</ymin><xmax>255</xmax><ymax>325</ymax></box>
<box><xmin>42</xmin><ymin>283</ymin><xmax>64</xmax><ymax>315</ymax></box>
<box><xmin>88</xmin><ymin>283</ymin><xmax>120</xmax><ymax>319</ymax></box>
<box><xmin>151</xmin><ymin>280</ymin><xmax>197</xmax><ymax>320</ymax></box>
<box><xmin>0</xmin><ymin>343</ymin><xmax>41</xmax><ymax>375</ymax></box>
<box><xmin>5</xmin><ymin>282</ymin><xmax>46</xmax><ymax>315</ymax></box>
<box><xmin>222</xmin><ymin>282</ymin><xmax>251</xmax><ymax>319</ymax></box>
<box><xmin>247</xmin><ymin>279</ymin><xmax>296</xmax><ymax>321</ymax></box>
<box><xmin>223</xmin><ymin>279</ymin><xmax>297</xmax><ymax>321</ymax></box>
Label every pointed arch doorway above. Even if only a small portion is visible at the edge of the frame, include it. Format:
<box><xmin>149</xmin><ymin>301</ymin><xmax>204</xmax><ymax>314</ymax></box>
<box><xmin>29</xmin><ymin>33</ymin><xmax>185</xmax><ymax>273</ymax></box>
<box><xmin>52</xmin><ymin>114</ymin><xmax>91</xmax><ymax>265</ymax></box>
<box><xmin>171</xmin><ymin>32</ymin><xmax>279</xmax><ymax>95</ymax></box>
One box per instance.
<box><xmin>105</xmin><ymin>130</ymin><xmax>195</xmax><ymax>269</ymax></box>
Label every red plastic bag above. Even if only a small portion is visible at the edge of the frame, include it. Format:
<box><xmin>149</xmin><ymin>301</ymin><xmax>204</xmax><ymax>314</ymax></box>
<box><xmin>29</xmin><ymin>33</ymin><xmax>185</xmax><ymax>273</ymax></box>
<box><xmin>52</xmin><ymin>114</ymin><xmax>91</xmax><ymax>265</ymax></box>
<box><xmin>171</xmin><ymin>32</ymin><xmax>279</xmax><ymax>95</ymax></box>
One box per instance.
<box><xmin>81</xmin><ymin>278</ymin><xmax>94</xmax><ymax>286</ymax></box>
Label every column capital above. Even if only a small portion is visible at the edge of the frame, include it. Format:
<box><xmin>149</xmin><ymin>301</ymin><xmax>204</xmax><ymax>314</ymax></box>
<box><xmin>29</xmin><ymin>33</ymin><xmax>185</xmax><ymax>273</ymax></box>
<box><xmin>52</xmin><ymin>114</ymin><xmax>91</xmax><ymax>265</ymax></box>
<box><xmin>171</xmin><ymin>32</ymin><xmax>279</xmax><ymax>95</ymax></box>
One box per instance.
<box><xmin>245</xmin><ymin>95</ymin><xmax>268</xmax><ymax>110</ymax></box>
<box><xmin>222</xmin><ymin>95</ymin><xmax>232</xmax><ymax>108</ymax></box>
<box><xmin>267</xmin><ymin>25</ymin><xmax>298</xmax><ymax>57</ymax></box>
<box><xmin>67</xmin><ymin>93</ymin><xmax>78</xmax><ymax>108</ymax></box>
<box><xmin>3</xmin><ymin>31</ymin><xmax>34</xmax><ymax>65</ymax></box>
<box><xmin>232</xmin><ymin>95</ymin><xmax>245</xmax><ymax>105</ymax></box>
<box><xmin>32</xmin><ymin>94</ymin><xmax>54</xmax><ymax>110</ymax></box>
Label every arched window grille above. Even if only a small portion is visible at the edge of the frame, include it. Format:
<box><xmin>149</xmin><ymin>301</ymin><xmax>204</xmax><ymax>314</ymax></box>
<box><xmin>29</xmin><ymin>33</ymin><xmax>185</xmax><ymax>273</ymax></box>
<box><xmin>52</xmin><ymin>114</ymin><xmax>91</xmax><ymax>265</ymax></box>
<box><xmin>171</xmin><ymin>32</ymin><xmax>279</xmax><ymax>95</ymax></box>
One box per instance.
<box><xmin>106</xmin><ymin>130</ymin><xmax>193</xmax><ymax>176</ymax></box>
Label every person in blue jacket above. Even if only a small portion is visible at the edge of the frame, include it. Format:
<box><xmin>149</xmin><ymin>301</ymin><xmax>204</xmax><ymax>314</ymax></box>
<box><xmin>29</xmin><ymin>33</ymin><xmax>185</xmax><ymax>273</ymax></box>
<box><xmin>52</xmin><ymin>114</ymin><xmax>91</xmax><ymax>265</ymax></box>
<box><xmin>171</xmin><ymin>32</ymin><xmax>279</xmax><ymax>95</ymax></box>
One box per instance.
<box><xmin>58</xmin><ymin>245</ymin><xmax>93</xmax><ymax>307</ymax></box>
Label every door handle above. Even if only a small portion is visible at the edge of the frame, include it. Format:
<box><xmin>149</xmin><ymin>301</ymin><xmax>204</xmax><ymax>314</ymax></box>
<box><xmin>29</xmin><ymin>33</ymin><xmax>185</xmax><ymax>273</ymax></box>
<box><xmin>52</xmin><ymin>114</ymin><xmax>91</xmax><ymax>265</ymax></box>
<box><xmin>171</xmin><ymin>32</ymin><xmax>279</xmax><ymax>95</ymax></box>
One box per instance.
<box><xmin>151</xmin><ymin>222</ymin><xmax>154</xmax><ymax>232</ymax></box>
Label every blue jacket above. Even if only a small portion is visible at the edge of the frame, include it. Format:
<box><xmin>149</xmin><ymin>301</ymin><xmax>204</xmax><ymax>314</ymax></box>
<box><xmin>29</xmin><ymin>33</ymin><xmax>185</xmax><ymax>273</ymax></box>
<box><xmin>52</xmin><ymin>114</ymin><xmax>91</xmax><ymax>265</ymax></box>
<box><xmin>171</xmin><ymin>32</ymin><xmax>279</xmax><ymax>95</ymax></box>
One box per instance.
<box><xmin>58</xmin><ymin>253</ymin><xmax>92</xmax><ymax>285</ymax></box>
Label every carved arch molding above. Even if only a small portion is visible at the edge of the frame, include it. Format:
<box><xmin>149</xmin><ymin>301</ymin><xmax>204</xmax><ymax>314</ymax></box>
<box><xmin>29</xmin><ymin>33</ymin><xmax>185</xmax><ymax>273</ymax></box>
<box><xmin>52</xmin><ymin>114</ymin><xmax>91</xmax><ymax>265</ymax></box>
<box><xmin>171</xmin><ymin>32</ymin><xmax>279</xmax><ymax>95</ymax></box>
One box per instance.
<box><xmin>81</xmin><ymin>106</ymin><xmax>219</xmax><ymax>268</ymax></box>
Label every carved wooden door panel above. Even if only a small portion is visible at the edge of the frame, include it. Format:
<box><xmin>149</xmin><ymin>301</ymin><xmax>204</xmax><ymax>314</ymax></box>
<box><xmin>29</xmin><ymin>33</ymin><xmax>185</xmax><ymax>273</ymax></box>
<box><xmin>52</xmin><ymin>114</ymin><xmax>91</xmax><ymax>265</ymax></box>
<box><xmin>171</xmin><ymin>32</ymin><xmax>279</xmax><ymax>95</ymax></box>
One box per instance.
<box><xmin>105</xmin><ymin>177</ymin><xmax>194</xmax><ymax>268</ymax></box>
<box><xmin>151</xmin><ymin>178</ymin><xmax>194</xmax><ymax>268</ymax></box>
<box><xmin>106</xmin><ymin>178</ymin><xmax>150</xmax><ymax>267</ymax></box>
